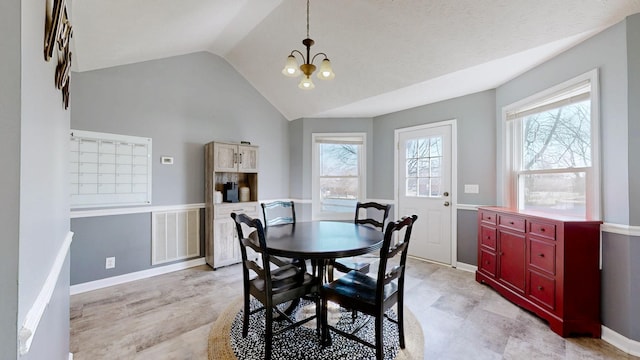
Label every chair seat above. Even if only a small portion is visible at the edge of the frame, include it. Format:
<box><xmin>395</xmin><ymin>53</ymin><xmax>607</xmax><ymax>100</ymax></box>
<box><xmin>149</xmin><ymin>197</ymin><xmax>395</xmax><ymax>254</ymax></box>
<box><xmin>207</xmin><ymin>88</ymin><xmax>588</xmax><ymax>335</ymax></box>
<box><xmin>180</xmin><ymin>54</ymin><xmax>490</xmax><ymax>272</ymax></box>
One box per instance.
<box><xmin>251</xmin><ymin>264</ymin><xmax>312</xmax><ymax>293</ymax></box>
<box><xmin>323</xmin><ymin>270</ymin><xmax>398</xmax><ymax>306</ymax></box>
<box><xmin>333</xmin><ymin>259</ymin><xmax>370</xmax><ymax>274</ymax></box>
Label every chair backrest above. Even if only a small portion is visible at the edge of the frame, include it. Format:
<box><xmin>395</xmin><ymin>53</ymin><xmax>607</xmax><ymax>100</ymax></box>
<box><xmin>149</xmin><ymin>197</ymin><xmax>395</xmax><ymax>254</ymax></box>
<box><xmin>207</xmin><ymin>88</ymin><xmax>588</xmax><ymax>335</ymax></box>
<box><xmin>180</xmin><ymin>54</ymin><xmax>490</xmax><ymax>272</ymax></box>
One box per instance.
<box><xmin>231</xmin><ymin>213</ymin><xmax>274</xmax><ymax>292</ymax></box>
<box><xmin>354</xmin><ymin>201</ymin><xmax>391</xmax><ymax>231</ymax></box>
<box><xmin>375</xmin><ymin>215</ymin><xmax>418</xmax><ymax>300</ymax></box>
<box><xmin>261</xmin><ymin>201</ymin><xmax>296</xmax><ymax>227</ymax></box>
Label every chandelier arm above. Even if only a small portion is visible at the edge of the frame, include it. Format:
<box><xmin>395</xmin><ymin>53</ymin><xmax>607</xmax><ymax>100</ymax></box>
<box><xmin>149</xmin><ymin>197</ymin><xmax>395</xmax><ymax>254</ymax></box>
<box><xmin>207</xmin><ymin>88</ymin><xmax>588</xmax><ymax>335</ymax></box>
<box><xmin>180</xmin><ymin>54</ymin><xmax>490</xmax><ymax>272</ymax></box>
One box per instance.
<box><xmin>310</xmin><ymin>52</ymin><xmax>329</xmax><ymax>64</ymax></box>
<box><xmin>289</xmin><ymin>50</ymin><xmax>307</xmax><ymax>63</ymax></box>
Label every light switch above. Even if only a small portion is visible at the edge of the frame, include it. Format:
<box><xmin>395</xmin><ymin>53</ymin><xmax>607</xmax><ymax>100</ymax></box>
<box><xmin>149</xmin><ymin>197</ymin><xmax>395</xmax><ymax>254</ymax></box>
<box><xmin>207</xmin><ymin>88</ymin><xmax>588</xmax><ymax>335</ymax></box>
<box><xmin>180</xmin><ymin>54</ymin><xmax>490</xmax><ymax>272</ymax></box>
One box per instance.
<box><xmin>464</xmin><ymin>184</ymin><xmax>479</xmax><ymax>194</ymax></box>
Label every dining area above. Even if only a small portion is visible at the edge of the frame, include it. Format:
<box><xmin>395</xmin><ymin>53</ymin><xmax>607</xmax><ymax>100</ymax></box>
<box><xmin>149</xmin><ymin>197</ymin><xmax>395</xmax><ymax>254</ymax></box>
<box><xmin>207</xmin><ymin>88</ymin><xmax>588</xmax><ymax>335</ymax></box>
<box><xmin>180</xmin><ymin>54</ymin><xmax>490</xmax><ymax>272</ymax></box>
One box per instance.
<box><xmin>224</xmin><ymin>200</ymin><xmax>419</xmax><ymax>360</ymax></box>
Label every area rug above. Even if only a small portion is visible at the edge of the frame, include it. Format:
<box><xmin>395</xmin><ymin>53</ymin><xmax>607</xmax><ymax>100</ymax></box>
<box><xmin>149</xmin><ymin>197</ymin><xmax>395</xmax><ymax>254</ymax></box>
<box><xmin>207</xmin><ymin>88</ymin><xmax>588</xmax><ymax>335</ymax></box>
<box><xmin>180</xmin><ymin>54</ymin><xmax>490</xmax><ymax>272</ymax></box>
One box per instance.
<box><xmin>208</xmin><ymin>297</ymin><xmax>424</xmax><ymax>360</ymax></box>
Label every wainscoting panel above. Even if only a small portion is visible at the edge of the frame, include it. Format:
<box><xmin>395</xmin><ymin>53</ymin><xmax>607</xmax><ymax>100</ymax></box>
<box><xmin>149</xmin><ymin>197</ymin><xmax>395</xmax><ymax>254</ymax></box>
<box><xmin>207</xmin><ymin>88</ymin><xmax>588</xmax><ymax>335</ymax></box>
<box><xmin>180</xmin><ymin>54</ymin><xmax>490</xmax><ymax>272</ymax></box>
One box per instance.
<box><xmin>152</xmin><ymin>209</ymin><xmax>200</xmax><ymax>265</ymax></box>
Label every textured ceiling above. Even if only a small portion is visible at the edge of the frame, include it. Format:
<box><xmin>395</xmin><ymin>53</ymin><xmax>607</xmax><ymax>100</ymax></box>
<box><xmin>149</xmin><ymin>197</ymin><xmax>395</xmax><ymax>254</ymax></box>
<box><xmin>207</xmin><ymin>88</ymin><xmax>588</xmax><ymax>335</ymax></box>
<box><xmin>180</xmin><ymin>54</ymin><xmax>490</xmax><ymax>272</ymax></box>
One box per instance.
<box><xmin>70</xmin><ymin>0</ymin><xmax>640</xmax><ymax>120</ymax></box>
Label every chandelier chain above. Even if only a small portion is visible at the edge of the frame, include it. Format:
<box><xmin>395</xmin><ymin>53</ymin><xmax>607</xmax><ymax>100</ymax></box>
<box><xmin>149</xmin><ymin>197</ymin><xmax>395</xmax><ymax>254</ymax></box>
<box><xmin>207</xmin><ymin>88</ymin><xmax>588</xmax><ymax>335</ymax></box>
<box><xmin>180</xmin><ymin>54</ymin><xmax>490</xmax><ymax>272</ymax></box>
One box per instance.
<box><xmin>306</xmin><ymin>0</ymin><xmax>310</xmax><ymax>38</ymax></box>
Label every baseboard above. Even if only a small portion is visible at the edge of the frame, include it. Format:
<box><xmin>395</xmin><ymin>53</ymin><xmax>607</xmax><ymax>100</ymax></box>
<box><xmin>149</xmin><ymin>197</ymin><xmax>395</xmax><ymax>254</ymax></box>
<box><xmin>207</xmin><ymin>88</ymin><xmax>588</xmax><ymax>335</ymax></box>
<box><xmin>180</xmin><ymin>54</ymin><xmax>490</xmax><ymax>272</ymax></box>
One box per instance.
<box><xmin>19</xmin><ymin>231</ymin><xmax>73</xmax><ymax>355</ymax></box>
<box><xmin>454</xmin><ymin>261</ymin><xmax>477</xmax><ymax>273</ymax></box>
<box><xmin>602</xmin><ymin>326</ymin><xmax>640</xmax><ymax>356</ymax></box>
<box><xmin>70</xmin><ymin>257</ymin><xmax>206</xmax><ymax>295</ymax></box>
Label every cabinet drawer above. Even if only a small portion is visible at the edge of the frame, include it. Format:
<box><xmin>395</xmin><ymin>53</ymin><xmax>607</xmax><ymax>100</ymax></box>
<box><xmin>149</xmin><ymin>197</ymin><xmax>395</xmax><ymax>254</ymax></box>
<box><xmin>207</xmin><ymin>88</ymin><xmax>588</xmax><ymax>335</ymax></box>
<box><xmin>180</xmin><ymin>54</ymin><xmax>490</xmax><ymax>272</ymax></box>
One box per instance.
<box><xmin>529</xmin><ymin>271</ymin><xmax>555</xmax><ymax>310</ymax></box>
<box><xmin>480</xmin><ymin>226</ymin><xmax>496</xmax><ymax>250</ymax></box>
<box><xmin>480</xmin><ymin>211</ymin><xmax>497</xmax><ymax>225</ymax></box>
<box><xmin>529</xmin><ymin>238</ymin><xmax>556</xmax><ymax>275</ymax></box>
<box><xmin>529</xmin><ymin>221</ymin><xmax>556</xmax><ymax>240</ymax></box>
<box><xmin>499</xmin><ymin>215</ymin><xmax>525</xmax><ymax>232</ymax></box>
<box><xmin>479</xmin><ymin>249</ymin><xmax>496</xmax><ymax>277</ymax></box>
<box><xmin>214</xmin><ymin>203</ymin><xmax>259</xmax><ymax>218</ymax></box>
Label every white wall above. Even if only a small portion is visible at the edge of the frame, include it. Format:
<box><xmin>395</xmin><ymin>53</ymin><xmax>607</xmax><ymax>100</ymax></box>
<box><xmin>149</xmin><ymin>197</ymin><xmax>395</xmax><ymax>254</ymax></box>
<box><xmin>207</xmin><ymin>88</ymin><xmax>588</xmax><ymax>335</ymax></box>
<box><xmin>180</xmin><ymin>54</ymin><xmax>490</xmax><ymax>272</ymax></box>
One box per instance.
<box><xmin>18</xmin><ymin>0</ymin><xmax>71</xmax><ymax>358</ymax></box>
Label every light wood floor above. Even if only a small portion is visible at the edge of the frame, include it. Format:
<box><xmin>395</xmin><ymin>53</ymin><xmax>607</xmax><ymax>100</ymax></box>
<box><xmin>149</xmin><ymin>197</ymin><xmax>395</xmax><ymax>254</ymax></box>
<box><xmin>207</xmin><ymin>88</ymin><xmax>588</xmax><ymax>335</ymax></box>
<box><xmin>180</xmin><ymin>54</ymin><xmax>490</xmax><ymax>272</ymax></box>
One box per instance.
<box><xmin>70</xmin><ymin>258</ymin><xmax>637</xmax><ymax>359</ymax></box>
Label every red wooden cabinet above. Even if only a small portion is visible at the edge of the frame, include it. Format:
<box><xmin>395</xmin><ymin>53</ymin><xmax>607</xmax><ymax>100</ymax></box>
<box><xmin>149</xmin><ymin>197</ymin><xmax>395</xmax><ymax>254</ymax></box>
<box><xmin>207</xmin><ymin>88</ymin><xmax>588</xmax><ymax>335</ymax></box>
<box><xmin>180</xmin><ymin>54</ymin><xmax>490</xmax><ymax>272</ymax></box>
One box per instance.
<box><xmin>476</xmin><ymin>207</ymin><xmax>602</xmax><ymax>337</ymax></box>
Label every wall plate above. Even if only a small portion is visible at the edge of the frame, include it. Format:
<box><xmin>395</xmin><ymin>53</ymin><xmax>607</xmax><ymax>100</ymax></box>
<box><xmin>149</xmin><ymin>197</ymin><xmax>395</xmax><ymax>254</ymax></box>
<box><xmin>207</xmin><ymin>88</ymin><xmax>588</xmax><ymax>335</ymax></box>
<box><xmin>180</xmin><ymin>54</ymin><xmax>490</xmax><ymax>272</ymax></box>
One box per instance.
<box><xmin>161</xmin><ymin>156</ymin><xmax>174</xmax><ymax>165</ymax></box>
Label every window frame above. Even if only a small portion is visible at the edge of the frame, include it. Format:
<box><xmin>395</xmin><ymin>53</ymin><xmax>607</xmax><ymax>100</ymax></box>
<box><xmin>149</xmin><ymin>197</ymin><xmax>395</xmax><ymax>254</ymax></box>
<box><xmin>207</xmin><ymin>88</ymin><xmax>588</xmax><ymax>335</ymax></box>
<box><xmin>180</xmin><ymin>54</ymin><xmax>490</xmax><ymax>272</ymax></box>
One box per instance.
<box><xmin>311</xmin><ymin>133</ymin><xmax>366</xmax><ymax>221</ymax></box>
<box><xmin>502</xmin><ymin>69</ymin><xmax>601</xmax><ymax>220</ymax></box>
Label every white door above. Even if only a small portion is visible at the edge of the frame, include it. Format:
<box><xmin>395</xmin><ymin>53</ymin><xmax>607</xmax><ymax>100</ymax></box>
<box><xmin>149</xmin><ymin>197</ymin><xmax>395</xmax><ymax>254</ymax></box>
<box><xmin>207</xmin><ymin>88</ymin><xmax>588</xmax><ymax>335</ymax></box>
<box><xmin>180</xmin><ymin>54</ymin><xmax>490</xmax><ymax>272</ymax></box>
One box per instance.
<box><xmin>397</xmin><ymin>122</ymin><xmax>453</xmax><ymax>264</ymax></box>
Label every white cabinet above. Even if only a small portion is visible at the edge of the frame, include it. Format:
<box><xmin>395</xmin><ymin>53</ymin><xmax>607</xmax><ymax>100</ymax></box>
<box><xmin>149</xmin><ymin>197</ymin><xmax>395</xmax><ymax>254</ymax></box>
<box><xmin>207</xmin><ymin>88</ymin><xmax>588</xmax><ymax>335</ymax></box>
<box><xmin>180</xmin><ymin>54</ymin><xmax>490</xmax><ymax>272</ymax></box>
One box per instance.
<box><xmin>205</xmin><ymin>141</ymin><xmax>259</xmax><ymax>269</ymax></box>
<box><xmin>213</xmin><ymin>142</ymin><xmax>258</xmax><ymax>173</ymax></box>
<box><xmin>210</xmin><ymin>203</ymin><xmax>260</xmax><ymax>268</ymax></box>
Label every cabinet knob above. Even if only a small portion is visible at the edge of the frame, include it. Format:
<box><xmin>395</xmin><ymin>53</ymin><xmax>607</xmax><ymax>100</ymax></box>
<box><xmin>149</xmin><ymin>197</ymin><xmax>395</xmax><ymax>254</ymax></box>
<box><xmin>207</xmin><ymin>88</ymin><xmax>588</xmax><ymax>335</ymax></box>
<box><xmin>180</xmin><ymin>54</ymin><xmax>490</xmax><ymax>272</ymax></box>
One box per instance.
<box><xmin>485</xmin><ymin>261</ymin><xmax>490</xmax><ymax>264</ymax></box>
<box><xmin>540</xmin><ymin>228</ymin><xmax>546</xmax><ymax>232</ymax></box>
<box><xmin>537</xmin><ymin>253</ymin><xmax>545</xmax><ymax>258</ymax></box>
<box><xmin>537</xmin><ymin>286</ymin><xmax>543</xmax><ymax>291</ymax></box>
<box><xmin>509</xmin><ymin>221</ymin><xmax>514</xmax><ymax>225</ymax></box>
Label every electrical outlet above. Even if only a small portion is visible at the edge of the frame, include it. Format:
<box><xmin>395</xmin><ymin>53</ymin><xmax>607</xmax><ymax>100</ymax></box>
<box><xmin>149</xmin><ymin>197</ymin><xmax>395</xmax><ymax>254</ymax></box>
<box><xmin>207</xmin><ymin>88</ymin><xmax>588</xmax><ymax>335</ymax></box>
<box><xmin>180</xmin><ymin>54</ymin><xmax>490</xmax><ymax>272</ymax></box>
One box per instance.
<box><xmin>105</xmin><ymin>257</ymin><xmax>115</xmax><ymax>269</ymax></box>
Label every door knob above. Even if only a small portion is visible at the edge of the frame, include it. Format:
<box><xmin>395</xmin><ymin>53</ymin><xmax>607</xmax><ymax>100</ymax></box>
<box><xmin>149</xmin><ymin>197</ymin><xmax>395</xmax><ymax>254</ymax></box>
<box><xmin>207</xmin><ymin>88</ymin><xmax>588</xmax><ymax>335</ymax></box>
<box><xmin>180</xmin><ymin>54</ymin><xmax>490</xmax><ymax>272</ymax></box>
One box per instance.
<box><xmin>443</xmin><ymin>192</ymin><xmax>449</xmax><ymax>197</ymax></box>
<box><xmin>444</xmin><ymin>201</ymin><xmax>450</xmax><ymax>207</ymax></box>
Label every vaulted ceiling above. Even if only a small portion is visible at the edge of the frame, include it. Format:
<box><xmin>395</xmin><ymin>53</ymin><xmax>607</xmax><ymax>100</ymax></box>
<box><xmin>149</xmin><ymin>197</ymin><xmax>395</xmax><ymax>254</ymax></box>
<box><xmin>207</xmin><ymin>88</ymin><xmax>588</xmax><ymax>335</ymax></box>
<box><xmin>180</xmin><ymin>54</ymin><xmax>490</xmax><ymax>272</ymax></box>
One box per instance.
<box><xmin>70</xmin><ymin>0</ymin><xmax>640</xmax><ymax>120</ymax></box>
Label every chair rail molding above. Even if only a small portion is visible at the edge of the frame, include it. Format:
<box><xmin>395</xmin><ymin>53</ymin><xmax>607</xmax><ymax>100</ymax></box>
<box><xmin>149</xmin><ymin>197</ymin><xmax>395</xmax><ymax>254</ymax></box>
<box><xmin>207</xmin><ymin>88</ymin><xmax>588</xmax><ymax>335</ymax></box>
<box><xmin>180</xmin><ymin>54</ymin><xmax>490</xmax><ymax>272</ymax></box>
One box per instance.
<box><xmin>70</xmin><ymin>203</ymin><xmax>205</xmax><ymax>218</ymax></box>
<box><xmin>601</xmin><ymin>222</ymin><xmax>640</xmax><ymax>237</ymax></box>
<box><xmin>19</xmin><ymin>231</ymin><xmax>73</xmax><ymax>355</ymax></box>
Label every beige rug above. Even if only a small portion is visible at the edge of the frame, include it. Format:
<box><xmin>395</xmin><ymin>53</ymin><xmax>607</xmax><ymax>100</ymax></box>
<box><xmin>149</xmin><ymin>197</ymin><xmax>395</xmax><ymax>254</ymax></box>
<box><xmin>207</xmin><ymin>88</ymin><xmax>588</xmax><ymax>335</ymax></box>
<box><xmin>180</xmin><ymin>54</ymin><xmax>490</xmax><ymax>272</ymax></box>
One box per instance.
<box><xmin>208</xmin><ymin>297</ymin><xmax>424</xmax><ymax>360</ymax></box>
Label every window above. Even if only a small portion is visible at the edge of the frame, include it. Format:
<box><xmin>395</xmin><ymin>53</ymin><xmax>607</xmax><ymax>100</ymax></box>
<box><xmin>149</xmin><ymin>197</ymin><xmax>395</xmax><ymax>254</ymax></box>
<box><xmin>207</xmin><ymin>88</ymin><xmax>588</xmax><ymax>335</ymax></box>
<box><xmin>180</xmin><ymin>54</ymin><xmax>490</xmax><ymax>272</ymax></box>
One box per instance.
<box><xmin>504</xmin><ymin>70</ymin><xmax>600</xmax><ymax>219</ymax></box>
<box><xmin>405</xmin><ymin>136</ymin><xmax>443</xmax><ymax>197</ymax></box>
<box><xmin>312</xmin><ymin>133</ymin><xmax>365</xmax><ymax>220</ymax></box>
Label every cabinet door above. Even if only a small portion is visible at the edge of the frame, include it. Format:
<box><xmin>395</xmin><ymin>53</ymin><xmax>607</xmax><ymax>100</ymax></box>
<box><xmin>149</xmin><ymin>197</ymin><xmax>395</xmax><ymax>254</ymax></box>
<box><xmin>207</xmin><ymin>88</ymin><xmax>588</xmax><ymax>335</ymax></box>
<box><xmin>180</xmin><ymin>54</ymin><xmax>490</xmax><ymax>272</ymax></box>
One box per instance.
<box><xmin>479</xmin><ymin>249</ymin><xmax>497</xmax><ymax>277</ymax></box>
<box><xmin>237</xmin><ymin>145</ymin><xmax>258</xmax><ymax>173</ymax></box>
<box><xmin>214</xmin><ymin>143</ymin><xmax>238</xmax><ymax>172</ymax></box>
<box><xmin>498</xmin><ymin>230</ymin><xmax>526</xmax><ymax>293</ymax></box>
<box><xmin>213</xmin><ymin>218</ymin><xmax>240</xmax><ymax>267</ymax></box>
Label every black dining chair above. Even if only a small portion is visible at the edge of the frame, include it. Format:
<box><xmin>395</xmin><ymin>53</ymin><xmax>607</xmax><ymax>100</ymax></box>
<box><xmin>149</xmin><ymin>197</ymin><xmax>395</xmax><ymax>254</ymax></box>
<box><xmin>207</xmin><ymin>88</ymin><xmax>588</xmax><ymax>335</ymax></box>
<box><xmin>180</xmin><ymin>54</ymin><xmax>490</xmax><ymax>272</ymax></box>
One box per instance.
<box><xmin>261</xmin><ymin>200</ymin><xmax>296</xmax><ymax>226</ymax></box>
<box><xmin>321</xmin><ymin>215</ymin><xmax>418</xmax><ymax>360</ymax></box>
<box><xmin>329</xmin><ymin>201</ymin><xmax>392</xmax><ymax>281</ymax></box>
<box><xmin>231</xmin><ymin>212</ymin><xmax>320</xmax><ymax>360</ymax></box>
<box><xmin>261</xmin><ymin>200</ymin><xmax>309</xmax><ymax>272</ymax></box>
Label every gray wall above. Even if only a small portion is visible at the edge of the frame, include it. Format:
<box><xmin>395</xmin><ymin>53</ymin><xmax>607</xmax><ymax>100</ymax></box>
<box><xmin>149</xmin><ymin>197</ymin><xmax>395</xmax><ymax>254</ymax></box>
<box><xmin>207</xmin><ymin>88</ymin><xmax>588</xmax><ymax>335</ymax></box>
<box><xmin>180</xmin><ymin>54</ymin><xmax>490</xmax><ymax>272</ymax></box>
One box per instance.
<box><xmin>627</xmin><ymin>16</ymin><xmax>640</xmax><ymax>226</ymax></box>
<box><xmin>0</xmin><ymin>0</ymin><xmax>21</xmax><ymax>357</ymax></box>
<box><xmin>456</xmin><ymin>209</ymin><xmax>478</xmax><ymax>265</ymax></box>
<box><xmin>16</xmin><ymin>0</ymin><xmax>72</xmax><ymax>358</ymax></box>
<box><xmin>288</xmin><ymin>117</ymin><xmax>374</xmax><ymax>221</ymax></box>
<box><xmin>496</xmin><ymin>14</ymin><xmax>640</xmax><ymax>342</ymax></box>
<box><xmin>288</xmin><ymin>92</ymin><xmax>496</xmax><ymax>259</ymax></box>
<box><xmin>372</xmin><ymin>90</ymin><xmax>497</xmax><ymax>205</ymax></box>
<box><xmin>70</xmin><ymin>52</ymin><xmax>290</xmax><ymax>284</ymax></box>
<box><xmin>496</xmin><ymin>20</ymin><xmax>629</xmax><ymax>225</ymax></box>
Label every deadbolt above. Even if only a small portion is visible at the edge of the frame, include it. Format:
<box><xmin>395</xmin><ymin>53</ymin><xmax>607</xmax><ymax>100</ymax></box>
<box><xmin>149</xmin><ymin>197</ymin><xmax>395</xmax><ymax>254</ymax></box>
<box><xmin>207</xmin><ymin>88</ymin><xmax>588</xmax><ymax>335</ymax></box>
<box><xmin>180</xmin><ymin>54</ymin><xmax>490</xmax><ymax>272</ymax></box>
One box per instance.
<box><xmin>444</xmin><ymin>201</ymin><xmax>450</xmax><ymax>206</ymax></box>
<box><xmin>443</xmin><ymin>192</ymin><xmax>449</xmax><ymax>197</ymax></box>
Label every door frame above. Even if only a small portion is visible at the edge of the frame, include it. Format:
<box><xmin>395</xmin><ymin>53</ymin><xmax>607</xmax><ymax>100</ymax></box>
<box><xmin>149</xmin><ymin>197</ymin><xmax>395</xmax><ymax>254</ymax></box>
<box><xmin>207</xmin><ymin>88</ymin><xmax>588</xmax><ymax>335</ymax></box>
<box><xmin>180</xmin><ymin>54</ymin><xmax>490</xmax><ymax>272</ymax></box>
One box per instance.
<box><xmin>394</xmin><ymin>119</ymin><xmax>458</xmax><ymax>267</ymax></box>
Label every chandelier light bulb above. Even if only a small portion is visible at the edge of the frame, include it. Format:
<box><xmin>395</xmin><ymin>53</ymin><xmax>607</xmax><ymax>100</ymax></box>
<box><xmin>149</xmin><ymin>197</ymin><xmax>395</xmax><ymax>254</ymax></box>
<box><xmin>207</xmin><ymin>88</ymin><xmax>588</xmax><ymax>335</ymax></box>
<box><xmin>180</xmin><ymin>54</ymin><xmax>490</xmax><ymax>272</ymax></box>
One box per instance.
<box><xmin>298</xmin><ymin>76</ymin><xmax>315</xmax><ymax>90</ymax></box>
<box><xmin>317</xmin><ymin>58</ymin><xmax>335</xmax><ymax>80</ymax></box>
<box><xmin>282</xmin><ymin>55</ymin><xmax>301</xmax><ymax>77</ymax></box>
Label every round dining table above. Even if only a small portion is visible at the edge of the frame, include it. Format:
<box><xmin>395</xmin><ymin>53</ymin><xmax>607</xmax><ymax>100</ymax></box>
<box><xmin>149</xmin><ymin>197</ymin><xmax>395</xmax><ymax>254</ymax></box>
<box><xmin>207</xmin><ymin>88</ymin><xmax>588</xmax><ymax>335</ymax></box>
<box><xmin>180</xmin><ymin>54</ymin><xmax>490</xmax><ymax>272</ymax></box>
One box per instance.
<box><xmin>262</xmin><ymin>220</ymin><xmax>384</xmax><ymax>336</ymax></box>
<box><xmin>263</xmin><ymin>220</ymin><xmax>384</xmax><ymax>260</ymax></box>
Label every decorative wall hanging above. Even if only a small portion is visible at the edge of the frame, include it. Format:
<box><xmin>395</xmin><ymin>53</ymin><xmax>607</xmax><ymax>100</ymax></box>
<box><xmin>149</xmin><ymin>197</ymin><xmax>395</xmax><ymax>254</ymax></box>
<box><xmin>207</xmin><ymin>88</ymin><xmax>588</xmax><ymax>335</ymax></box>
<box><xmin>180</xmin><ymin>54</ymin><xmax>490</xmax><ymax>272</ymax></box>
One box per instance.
<box><xmin>44</xmin><ymin>0</ymin><xmax>73</xmax><ymax>109</ymax></box>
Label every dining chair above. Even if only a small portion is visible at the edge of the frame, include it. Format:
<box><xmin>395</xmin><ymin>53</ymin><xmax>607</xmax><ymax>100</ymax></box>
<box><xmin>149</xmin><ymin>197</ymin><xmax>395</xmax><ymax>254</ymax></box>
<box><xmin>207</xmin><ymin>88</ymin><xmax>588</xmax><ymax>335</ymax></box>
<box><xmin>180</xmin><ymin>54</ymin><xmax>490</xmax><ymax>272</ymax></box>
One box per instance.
<box><xmin>231</xmin><ymin>212</ymin><xmax>320</xmax><ymax>360</ymax></box>
<box><xmin>261</xmin><ymin>200</ymin><xmax>296</xmax><ymax>226</ymax></box>
<box><xmin>321</xmin><ymin>214</ymin><xmax>418</xmax><ymax>360</ymax></box>
<box><xmin>329</xmin><ymin>201</ymin><xmax>392</xmax><ymax>281</ymax></box>
<box><xmin>261</xmin><ymin>200</ymin><xmax>309</xmax><ymax>272</ymax></box>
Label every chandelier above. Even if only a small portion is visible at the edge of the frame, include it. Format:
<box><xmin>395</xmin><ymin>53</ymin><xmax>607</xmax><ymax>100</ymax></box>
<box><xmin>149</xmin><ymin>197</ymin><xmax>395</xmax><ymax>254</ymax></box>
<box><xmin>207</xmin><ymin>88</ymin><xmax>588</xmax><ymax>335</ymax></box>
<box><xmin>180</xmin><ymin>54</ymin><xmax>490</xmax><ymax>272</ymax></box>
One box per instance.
<box><xmin>281</xmin><ymin>0</ymin><xmax>335</xmax><ymax>89</ymax></box>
